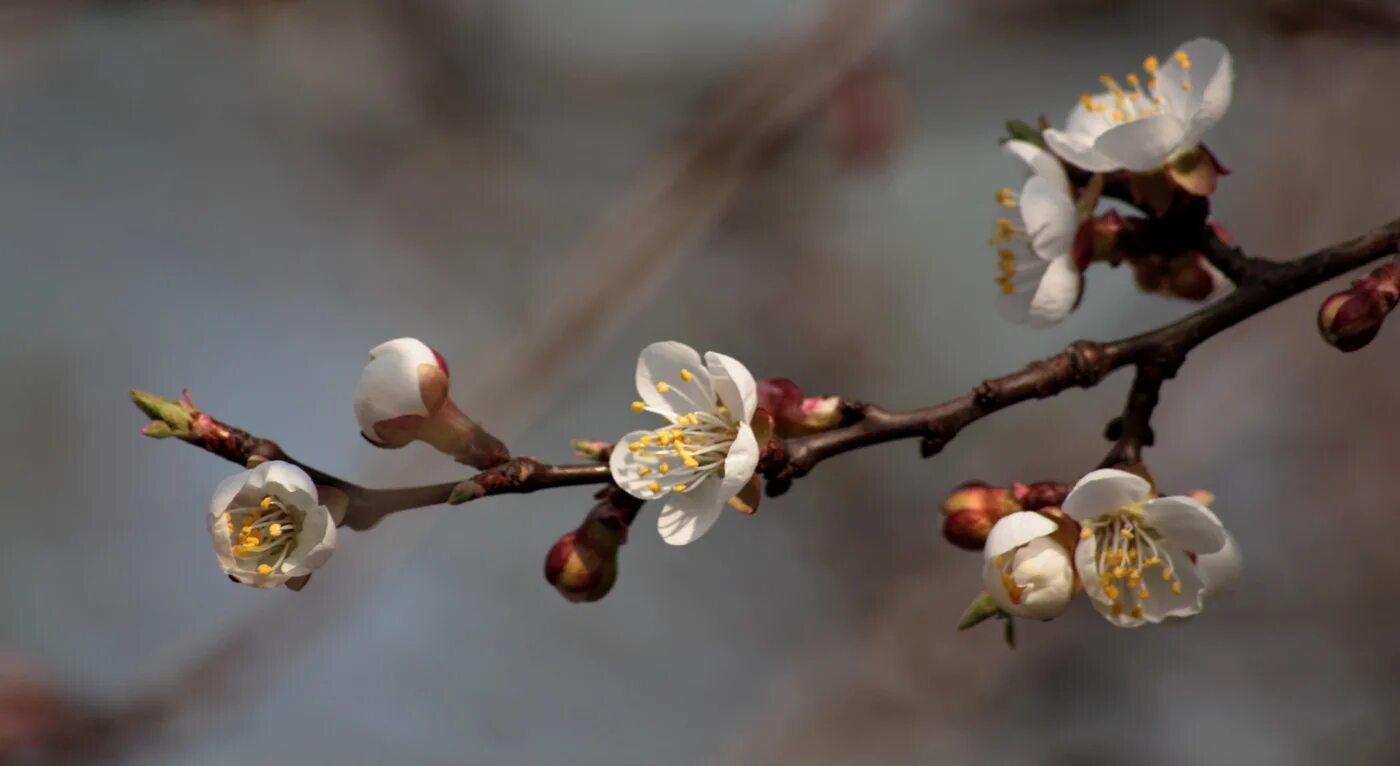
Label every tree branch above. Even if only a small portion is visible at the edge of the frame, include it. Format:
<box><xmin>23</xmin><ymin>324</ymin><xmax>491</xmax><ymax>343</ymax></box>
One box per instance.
<box><xmin>133</xmin><ymin>214</ymin><xmax>1400</xmax><ymax>517</ymax></box>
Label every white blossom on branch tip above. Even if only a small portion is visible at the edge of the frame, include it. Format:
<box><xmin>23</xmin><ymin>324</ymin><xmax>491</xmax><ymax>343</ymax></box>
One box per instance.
<box><xmin>609</xmin><ymin>341</ymin><xmax>760</xmax><ymax>546</ymax></box>
<box><xmin>1042</xmin><ymin>38</ymin><xmax>1233</xmax><ymax>173</ymax></box>
<box><xmin>1064</xmin><ymin>468</ymin><xmax>1234</xmax><ymax>627</ymax></box>
<box><xmin>992</xmin><ymin>140</ymin><xmax>1084</xmax><ymax>326</ymax></box>
<box><xmin>353</xmin><ymin>337</ymin><xmax>449</xmax><ymax>448</ymax></box>
<box><xmin>208</xmin><ymin>461</ymin><xmax>339</xmax><ymax>588</ymax></box>
<box><xmin>983</xmin><ymin>511</ymin><xmax>1076</xmax><ymax>620</ymax></box>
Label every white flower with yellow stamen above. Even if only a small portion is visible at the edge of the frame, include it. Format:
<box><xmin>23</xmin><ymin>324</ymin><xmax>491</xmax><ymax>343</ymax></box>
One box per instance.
<box><xmin>1043</xmin><ymin>38</ymin><xmax>1233</xmax><ymax>173</ymax></box>
<box><xmin>983</xmin><ymin>511</ymin><xmax>1076</xmax><ymax>620</ymax></box>
<box><xmin>208</xmin><ymin>461</ymin><xmax>339</xmax><ymax>588</ymax></box>
<box><xmin>1064</xmin><ymin>468</ymin><xmax>1233</xmax><ymax>627</ymax></box>
<box><xmin>609</xmin><ymin>341</ymin><xmax>760</xmax><ymax>546</ymax></box>
<box><xmin>992</xmin><ymin>139</ymin><xmax>1083</xmax><ymax>327</ymax></box>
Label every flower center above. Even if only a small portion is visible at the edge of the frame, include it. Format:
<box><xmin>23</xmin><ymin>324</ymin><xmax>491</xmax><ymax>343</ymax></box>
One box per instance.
<box><xmin>628</xmin><ymin>369</ymin><xmax>737</xmax><ymax>497</ymax></box>
<box><xmin>223</xmin><ymin>496</ymin><xmax>298</xmax><ymax>576</ymax></box>
<box><xmin>1077</xmin><ymin>52</ymin><xmax>1193</xmax><ymax>126</ymax></box>
<box><xmin>1080</xmin><ymin>512</ymin><xmax>1183</xmax><ymax>620</ymax></box>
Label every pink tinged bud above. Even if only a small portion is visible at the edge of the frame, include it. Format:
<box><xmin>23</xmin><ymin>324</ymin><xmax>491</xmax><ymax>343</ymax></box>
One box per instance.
<box><xmin>757</xmin><ymin>378</ymin><xmax>804</xmax><ymax>426</ymax></box>
<box><xmin>942</xmin><ymin>482</ymin><xmax>1021</xmax><ymax>550</ymax></box>
<box><xmin>944</xmin><ymin>508</ymin><xmax>996</xmax><ymax>550</ymax></box>
<box><xmin>757</xmin><ymin>378</ymin><xmax>845</xmax><ymax>437</ymax></box>
<box><xmin>1012</xmin><ymin>481</ymin><xmax>1069</xmax><ymax>511</ymax></box>
<box><xmin>544</xmin><ymin>531</ymin><xmax>618</xmax><ymax>603</ymax></box>
<box><xmin>1318</xmin><ymin>262</ymin><xmax>1400</xmax><ymax>352</ymax></box>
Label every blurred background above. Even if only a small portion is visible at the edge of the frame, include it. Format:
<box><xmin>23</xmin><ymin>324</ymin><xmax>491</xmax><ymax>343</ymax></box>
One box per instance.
<box><xmin>2</xmin><ymin>0</ymin><xmax>1400</xmax><ymax>763</ymax></box>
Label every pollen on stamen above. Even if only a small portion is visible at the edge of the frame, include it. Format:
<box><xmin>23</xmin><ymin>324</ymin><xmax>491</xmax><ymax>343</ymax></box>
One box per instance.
<box><xmin>628</xmin><ymin>442</ymin><xmax>641</xmax><ymax>452</ymax></box>
<box><xmin>1171</xmin><ymin>580</ymin><xmax>1183</xmax><ymax>595</ymax></box>
<box><xmin>995</xmin><ymin>188</ymin><xmax>1017</xmax><ymax>209</ymax></box>
<box><xmin>648</xmin><ymin>481</ymin><xmax>661</xmax><ymax>494</ymax></box>
<box><xmin>631</xmin><ymin>401</ymin><xmax>645</xmax><ymax>413</ymax></box>
<box><xmin>1078</xmin><ymin>93</ymin><xmax>1099</xmax><ymax>112</ymax></box>
<box><xmin>269</xmin><ymin>524</ymin><xmax>283</xmax><ymax>538</ymax></box>
<box><xmin>257</xmin><ymin>564</ymin><xmax>273</xmax><ymax>576</ymax></box>
<box><xmin>1130</xmin><ymin>607</ymin><xmax>1144</xmax><ymax>619</ymax></box>
<box><xmin>1175</xmin><ymin>50</ymin><xmax>1191</xmax><ymax>70</ymax></box>
<box><xmin>1144</xmin><ymin>55</ymin><xmax>1159</xmax><ymax>75</ymax></box>
<box><xmin>1162</xmin><ymin>567</ymin><xmax>1174</xmax><ymax>581</ymax></box>
<box><xmin>679</xmin><ymin>369</ymin><xmax>694</xmax><ymax>382</ymax></box>
<box><xmin>1111</xmin><ymin>110</ymin><xmax>1125</xmax><ymax>122</ymax></box>
<box><xmin>260</xmin><ymin>496</ymin><xmax>274</xmax><ymax>510</ymax></box>
<box><xmin>658</xmin><ymin>463</ymin><xmax>670</xmax><ymax>475</ymax></box>
<box><xmin>1181</xmin><ymin>81</ymin><xmax>1192</xmax><ymax>92</ymax></box>
<box><xmin>1112</xmin><ymin>603</ymin><xmax>1125</xmax><ymax>616</ymax></box>
<box><xmin>638</xmin><ymin>467</ymin><xmax>652</xmax><ymax>477</ymax></box>
<box><xmin>672</xmin><ymin>483</ymin><xmax>687</xmax><ymax>492</ymax></box>
<box><xmin>1080</xmin><ymin>527</ymin><xmax>1093</xmax><ymax>540</ymax></box>
<box><xmin>655</xmin><ymin>382</ymin><xmax>671</xmax><ymax>394</ymax></box>
<box><xmin>1120</xmin><ymin>527</ymin><xmax>1134</xmax><ymax>539</ymax></box>
<box><xmin>1138</xmin><ymin>589</ymin><xmax>1150</xmax><ymax>600</ymax></box>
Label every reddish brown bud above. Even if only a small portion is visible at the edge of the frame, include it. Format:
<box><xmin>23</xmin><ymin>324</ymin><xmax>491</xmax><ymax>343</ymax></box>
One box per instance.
<box><xmin>757</xmin><ymin>378</ymin><xmax>845</xmax><ymax>437</ymax></box>
<box><xmin>1131</xmin><ymin>252</ymin><xmax>1226</xmax><ymax>302</ymax></box>
<box><xmin>544</xmin><ymin>530</ymin><xmax>618</xmax><ymax>603</ymax></box>
<box><xmin>942</xmin><ymin>482</ymin><xmax>1021</xmax><ymax>550</ymax></box>
<box><xmin>1012</xmin><ymin>481</ymin><xmax>1069</xmax><ymax>511</ymax></box>
<box><xmin>1318</xmin><ymin>262</ymin><xmax>1400</xmax><ymax>352</ymax></box>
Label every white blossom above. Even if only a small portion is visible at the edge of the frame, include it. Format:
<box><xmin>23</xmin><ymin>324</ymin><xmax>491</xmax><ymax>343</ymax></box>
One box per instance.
<box><xmin>353</xmin><ymin>337</ymin><xmax>448</xmax><ymax>447</ymax></box>
<box><xmin>983</xmin><ymin>511</ymin><xmax>1076</xmax><ymax>620</ymax></box>
<box><xmin>208</xmin><ymin>461</ymin><xmax>339</xmax><ymax>588</ymax></box>
<box><xmin>609</xmin><ymin>341</ymin><xmax>760</xmax><ymax>545</ymax></box>
<box><xmin>992</xmin><ymin>140</ymin><xmax>1083</xmax><ymax>326</ymax></box>
<box><xmin>1043</xmin><ymin>38</ymin><xmax>1233</xmax><ymax>173</ymax></box>
<box><xmin>1064</xmin><ymin>468</ymin><xmax>1234</xmax><ymax>627</ymax></box>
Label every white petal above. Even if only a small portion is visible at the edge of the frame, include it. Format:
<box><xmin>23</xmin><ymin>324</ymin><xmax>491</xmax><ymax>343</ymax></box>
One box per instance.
<box><xmin>208</xmin><ymin>512</ymin><xmax>238</xmax><ymax>571</ymax></box>
<box><xmin>719</xmin><ymin>422</ymin><xmax>759</xmax><ymax>499</ymax></box>
<box><xmin>984</xmin><ymin>537</ymin><xmax>1074</xmax><ymax>620</ymax></box>
<box><xmin>1091</xmin><ymin>115</ymin><xmax>1188</xmax><ymax>172</ymax></box>
<box><xmin>1003</xmin><ymin>140</ymin><xmax>1069</xmax><ymax>195</ymax></box>
<box><xmin>1019</xmin><ymin>175</ymin><xmax>1076</xmax><ymax>260</ymax></box>
<box><xmin>635</xmin><ymin>341</ymin><xmax>714</xmax><ymax>420</ymax></box>
<box><xmin>1026</xmin><ymin>255</ymin><xmax>1081</xmax><ymax>328</ymax></box>
<box><xmin>1197</xmin><ymin>530</ymin><xmax>1242</xmax><ymax>596</ymax></box>
<box><xmin>1062</xmin><ymin>469</ymin><xmax>1151</xmax><ymax>521</ymax></box>
<box><xmin>656</xmin><ymin>479</ymin><xmax>727</xmax><ymax>545</ymax></box>
<box><xmin>1142</xmin><ymin>495</ymin><xmax>1226</xmax><ymax>554</ymax></box>
<box><xmin>1044</xmin><ymin>128</ymin><xmax>1122</xmax><ymax>173</ymax></box>
<box><xmin>996</xmin><ymin>257</ymin><xmax>1049</xmax><ymax>324</ymax></box>
<box><xmin>1064</xmin><ymin>93</ymin><xmax>1118</xmax><ymax>137</ymax></box>
<box><xmin>704</xmin><ymin>351</ymin><xmax>758</xmax><ymax>422</ymax></box>
<box><xmin>282</xmin><ymin>505</ymin><xmax>337</xmax><ymax>577</ymax></box>
<box><xmin>608</xmin><ymin>429</ymin><xmax>670</xmax><ymax>500</ymax></box>
<box><xmin>1137</xmin><ymin>545</ymin><xmax>1206</xmax><ymax>623</ymax></box>
<box><xmin>250</xmin><ymin>461</ymin><xmax>319</xmax><ymax>515</ymax></box>
<box><xmin>354</xmin><ymin>337</ymin><xmax>437</xmax><ymax>435</ymax></box>
<box><xmin>210</xmin><ymin>470</ymin><xmax>252</xmax><ymax>520</ymax></box>
<box><xmin>1158</xmin><ymin>39</ymin><xmax>1233</xmax><ymax>145</ymax></box>
<box><xmin>984</xmin><ymin>511</ymin><xmax>1057</xmax><ymax>557</ymax></box>
<box><xmin>1074</xmin><ymin>535</ymin><xmax>1132</xmax><ymax>623</ymax></box>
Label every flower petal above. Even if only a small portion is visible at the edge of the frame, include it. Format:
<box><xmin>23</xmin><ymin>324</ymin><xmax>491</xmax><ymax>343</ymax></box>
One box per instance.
<box><xmin>1197</xmin><ymin>530</ymin><xmax>1242</xmax><ymax>596</ymax></box>
<box><xmin>354</xmin><ymin>338</ymin><xmax>438</xmax><ymax>436</ymax></box>
<box><xmin>210</xmin><ymin>470</ymin><xmax>251</xmax><ymax>520</ymax></box>
<box><xmin>1157</xmin><ymin>38</ymin><xmax>1233</xmax><ymax>145</ymax></box>
<box><xmin>1091</xmin><ymin>114</ymin><xmax>1188</xmax><ymax>172</ymax></box>
<box><xmin>1044</xmin><ymin>128</ymin><xmax>1121</xmax><ymax>173</ymax></box>
<box><xmin>1026</xmin><ymin>255</ymin><xmax>1081</xmax><ymax>328</ymax></box>
<box><xmin>656</xmin><ymin>478</ymin><xmax>726</xmax><ymax>545</ymax></box>
<box><xmin>984</xmin><ymin>511</ymin><xmax>1056</xmax><ymax>557</ymax></box>
<box><xmin>1019</xmin><ymin>176</ymin><xmax>1076</xmax><ymax>260</ymax></box>
<box><xmin>1136</xmin><ymin>545</ymin><xmax>1206</xmax><ymax>623</ymax></box>
<box><xmin>252</xmin><ymin>461</ymin><xmax>320</xmax><ymax>515</ymax></box>
<box><xmin>635</xmin><ymin>341</ymin><xmax>714</xmax><ymax>420</ymax></box>
<box><xmin>1062</xmin><ymin>469</ymin><xmax>1151</xmax><ymax>521</ymax></box>
<box><xmin>1003</xmin><ymin>139</ymin><xmax>1069</xmax><ymax>195</ymax></box>
<box><xmin>719</xmin><ymin>422</ymin><xmax>759</xmax><ymax>499</ymax></box>
<box><xmin>1074</xmin><ymin>535</ymin><xmax>1141</xmax><ymax>625</ymax></box>
<box><xmin>705</xmin><ymin>351</ymin><xmax>758</xmax><ymax>422</ymax></box>
<box><xmin>283</xmin><ymin>505</ymin><xmax>337</xmax><ymax>577</ymax></box>
<box><xmin>609</xmin><ymin>429</ymin><xmax>669</xmax><ymax>500</ymax></box>
<box><xmin>1142</xmin><ymin>495</ymin><xmax>1226</xmax><ymax>554</ymax></box>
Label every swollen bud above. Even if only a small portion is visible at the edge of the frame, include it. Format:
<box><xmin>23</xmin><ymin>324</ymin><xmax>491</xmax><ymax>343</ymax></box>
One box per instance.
<box><xmin>353</xmin><ymin>338</ymin><xmax>509</xmax><ymax>468</ymax></box>
<box><xmin>1318</xmin><ymin>262</ymin><xmax>1400</xmax><ymax>352</ymax></box>
<box><xmin>942</xmin><ymin>482</ymin><xmax>1020</xmax><ymax>550</ymax></box>
<box><xmin>543</xmin><ymin>492</ymin><xmax>639</xmax><ymax>603</ymax></box>
<box><xmin>1012</xmin><ymin>481</ymin><xmax>1069</xmax><ymax>511</ymax></box>
<box><xmin>756</xmin><ymin>378</ymin><xmax>844</xmax><ymax>437</ymax></box>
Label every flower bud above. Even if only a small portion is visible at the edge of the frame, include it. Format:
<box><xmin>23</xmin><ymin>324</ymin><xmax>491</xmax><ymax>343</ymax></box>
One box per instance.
<box><xmin>1166</xmin><ymin>144</ymin><xmax>1229</xmax><ymax>197</ymax></box>
<box><xmin>756</xmin><ymin>377</ymin><xmax>845</xmax><ymax>437</ymax></box>
<box><xmin>1012</xmin><ymin>481</ymin><xmax>1069</xmax><ymax>511</ymax></box>
<box><xmin>1318</xmin><ymin>262</ymin><xmax>1400</xmax><ymax>352</ymax></box>
<box><xmin>942</xmin><ymin>482</ymin><xmax>1020</xmax><ymax>550</ymax></box>
<box><xmin>1132</xmin><ymin>253</ymin><xmax>1228</xmax><ymax>302</ymax></box>
<box><xmin>982</xmin><ymin>511</ymin><xmax>1075</xmax><ymax>621</ymax></box>
<box><xmin>354</xmin><ymin>338</ymin><xmax>508</xmax><ymax>468</ymax></box>
<box><xmin>543</xmin><ymin>494</ymin><xmax>637</xmax><ymax>603</ymax></box>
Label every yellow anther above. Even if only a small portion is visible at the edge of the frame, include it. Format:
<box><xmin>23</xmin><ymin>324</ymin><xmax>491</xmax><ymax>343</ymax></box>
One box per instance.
<box><xmin>1144</xmin><ymin>55</ymin><xmax>1159</xmax><ymax>75</ymax></box>
<box><xmin>1130</xmin><ymin>607</ymin><xmax>1144</xmax><ymax>619</ymax></box>
<box><xmin>1112</xmin><ymin>566</ymin><xmax>1128</xmax><ymax>579</ymax></box>
<box><xmin>1171</xmin><ymin>580</ymin><xmax>1182</xmax><ymax>595</ymax></box>
<box><xmin>269</xmin><ymin>523</ymin><xmax>283</xmax><ymax>538</ymax></box>
<box><xmin>257</xmin><ymin>564</ymin><xmax>273</xmax><ymax>576</ymax></box>
<box><xmin>1120</xmin><ymin>527</ymin><xmax>1134</xmax><ymax>540</ymax></box>
<box><xmin>243</xmin><ymin>536</ymin><xmax>259</xmax><ymax>547</ymax></box>
<box><xmin>1099</xmin><ymin>74</ymin><xmax>1121</xmax><ymax>92</ymax></box>
<box><xmin>1181</xmin><ymin>81</ymin><xmax>1192</xmax><ymax>92</ymax></box>
<box><xmin>628</xmin><ymin>442</ymin><xmax>641</xmax><ymax>452</ymax></box>
<box><xmin>648</xmin><ymin>481</ymin><xmax>662</xmax><ymax>494</ymax></box>
<box><xmin>995</xmin><ymin>188</ymin><xmax>1017</xmax><ymax>209</ymax></box>
<box><xmin>1080</xmin><ymin>527</ymin><xmax>1093</xmax><ymax>540</ymax></box>
<box><xmin>657</xmin><ymin>432</ymin><xmax>673</xmax><ymax>446</ymax></box>
<box><xmin>1126</xmin><ymin>548</ymin><xmax>1138</xmax><ymax>560</ymax></box>
<box><xmin>672</xmin><ymin>483</ymin><xmax>687</xmax><ymax>492</ymax></box>
<box><xmin>1175</xmin><ymin>50</ymin><xmax>1191</xmax><ymax>69</ymax></box>
<box><xmin>1104</xmin><ymin>585</ymin><xmax>1121</xmax><ymax>601</ymax></box>
<box><xmin>1138</xmin><ymin>589</ymin><xmax>1150</xmax><ymax>600</ymax></box>
<box><xmin>1125</xmin><ymin>73</ymin><xmax>1140</xmax><ymax>87</ymax></box>
<box><xmin>679</xmin><ymin>369</ymin><xmax>694</xmax><ymax>382</ymax></box>
<box><xmin>1111</xmin><ymin>110</ymin><xmax>1125</xmax><ymax>122</ymax></box>
<box><xmin>631</xmin><ymin>401</ymin><xmax>645</xmax><ymax>413</ymax></box>
<box><xmin>997</xmin><ymin>276</ymin><xmax>1014</xmax><ymax>295</ymax></box>
<box><xmin>991</xmin><ymin>218</ymin><xmax>1018</xmax><ymax>244</ymax></box>
<box><xmin>658</xmin><ymin>463</ymin><xmax>670</xmax><ymax>474</ymax></box>
<box><xmin>1143</xmin><ymin>556</ymin><xmax>1161</xmax><ymax>568</ymax></box>
<box><xmin>260</xmin><ymin>496</ymin><xmax>274</xmax><ymax>510</ymax></box>
<box><xmin>687</xmin><ymin>414</ymin><xmax>701</xmax><ymax>426</ymax></box>
<box><xmin>638</xmin><ymin>467</ymin><xmax>652</xmax><ymax>477</ymax></box>
<box><xmin>640</xmin><ymin>434</ymin><xmax>652</xmax><ymax>446</ymax></box>
<box><xmin>1162</xmin><ymin>567</ymin><xmax>1174</xmax><ymax>582</ymax></box>
<box><xmin>1079</xmin><ymin>93</ymin><xmax>1098</xmax><ymax>112</ymax></box>
<box><xmin>655</xmin><ymin>382</ymin><xmax>671</xmax><ymax>394</ymax></box>
<box><xmin>674</xmin><ymin>441</ymin><xmax>700</xmax><ymax>468</ymax></box>
<box><xmin>1112</xmin><ymin>603</ymin><xmax>1125</xmax><ymax>616</ymax></box>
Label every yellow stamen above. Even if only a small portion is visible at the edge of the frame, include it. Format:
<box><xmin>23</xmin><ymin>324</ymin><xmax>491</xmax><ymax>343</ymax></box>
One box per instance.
<box><xmin>1111</xmin><ymin>110</ymin><xmax>1125</xmax><ymax>122</ymax></box>
<box><xmin>648</xmin><ymin>481</ymin><xmax>661</xmax><ymax>494</ymax></box>
<box><xmin>655</xmin><ymin>382</ymin><xmax>671</xmax><ymax>394</ymax></box>
<box><xmin>1099</xmin><ymin>74</ymin><xmax>1121</xmax><ymax>92</ymax></box>
<box><xmin>679</xmin><ymin>369</ymin><xmax>694</xmax><ymax>382</ymax></box>
<box><xmin>674</xmin><ymin>441</ymin><xmax>700</xmax><ymax>468</ymax></box>
<box><xmin>1121</xmin><ymin>527</ymin><xmax>1134</xmax><ymax>540</ymax></box>
<box><xmin>672</xmin><ymin>483</ymin><xmax>687</xmax><ymax>492</ymax></box>
<box><xmin>1171</xmin><ymin>580</ymin><xmax>1182</xmax><ymax>595</ymax></box>
<box><xmin>1181</xmin><ymin>81</ymin><xmax>1192</xmax><ymax>92</ymax></box>
<box><xmin>1144</xmin><ymin>55</ymin><xmax>1159</xmax><ymax>75</ymax></box>
<box><xmin>658</xmin><ymin>463</ymin><xmax>670</xmax><ymax>475</ymax></box>
<box><xmin>631</xmin><ymin>401</ymin><xmax>645</xmax><ymax>413</ymax></box>
<box><xmin>1104</xmin><ymin>585</ymin><xmax>1121</xmax><ymax>601</ymax></box>
<box><xmin>1079</xmin><ymin>93</ymin><xmax>1099</xmax><ymax>112</ymax></box>
<box><xmin>628</xmin><ymin>442</ymin><xmax>641</xmax><ymax>452</ymax></box>
<box><xmin>1162</xmin><ymin>567</ymin><xmax>1174</xmax><ymax>582</ymax></box>
<box><xmin>1175</xmin><ymin>50</ymin><xmax>1191</xmax><ymax>70</ymax></box>
<box><xmin>1130</xmin><ymin>607</ymin><xmax>1144</xmax><ymax>619</ymax></box>
<box><xmin>259</xmin><ymin>497</ymin><xmax>274</xmax><ymax>510</ymax></box>
<box><xmin>1125</xmin><ymin>73</ymin><xmax>1140</xmax><ymax>87</ymax></box>
<box><xmin>1080</xmin><ymin>527</ymin><xmax>1093</xmax><ymax>540</ymax></box>
<box><xmin>995</xmin><ymin>188</ymin><xmax>1017</xmax><ymax>209</ymax></box>
<box><xmin>638</xmin><ymin>467</ymin><xmax>652</xmax><ymax>477</ymax></box>
<box><xmin>257</xmin><ymin>564</ymin><xmax>273</xmax><ymax>575</ymax></box>
<box><xmin>1138</xmin><ymin>589</ymin><xmax>1150</xmax><ymax>600</ymax></box>
<box><xmin>1112</xmin><ymin>603</ymin><xmax>1125</xmax><ymax>616</ymax></box>
<box><xmin>269</xmin><ymin>524</ymin><xmax>283</xmax><ymax>538</ymax></box>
